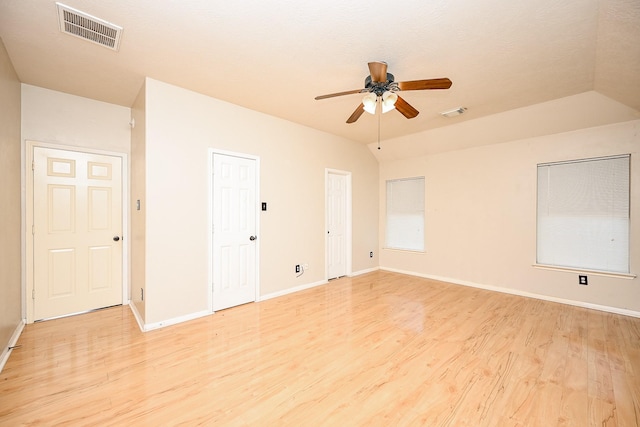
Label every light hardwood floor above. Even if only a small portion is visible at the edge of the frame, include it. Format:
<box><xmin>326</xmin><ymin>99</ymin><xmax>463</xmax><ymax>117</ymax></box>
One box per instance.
<box><xmin>1</xmin><ymin>271</ymin><xmax>639</xmax><ymax>426</ymax></box>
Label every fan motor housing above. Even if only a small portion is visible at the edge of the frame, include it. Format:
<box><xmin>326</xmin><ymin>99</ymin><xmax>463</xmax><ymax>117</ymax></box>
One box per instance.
<box><xmin>365</xmin><ymin>73</ymin><xmax>395</xmax><ymax>95</ymax></box>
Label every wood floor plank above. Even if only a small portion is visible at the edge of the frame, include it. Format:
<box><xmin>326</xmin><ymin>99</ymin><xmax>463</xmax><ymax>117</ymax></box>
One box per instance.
<box><xmin>1</xmin><ymin>271</ymin><xmax>639</xmax><ymax>426</ymax></box>
<box><xmin>558</xmin><ymin>388</ymin><xmax>589</xmax><ymax>427</ymax></box>
<box><xmin>611</xmin><ymin>369</ymin><xmax>640</xmax><ymax>427</ymax></box>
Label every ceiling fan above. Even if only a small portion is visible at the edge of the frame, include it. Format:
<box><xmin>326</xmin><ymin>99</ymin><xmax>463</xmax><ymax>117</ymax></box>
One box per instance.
<box><xmin>315</xmin><ymin>61</ymin><xmax>452</xmax><ymax>123</ymax></box>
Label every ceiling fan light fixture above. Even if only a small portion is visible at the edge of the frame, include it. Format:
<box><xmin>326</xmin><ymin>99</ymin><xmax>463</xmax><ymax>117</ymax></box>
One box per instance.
<box><xmin>315</xmin><ymin>61</ymin><xmax>453</xmax><ymax>124</ymax></box>
<box><xmin>362</xmin><ymin>92</ymin><xmax>378</xmax><ymax>115</ymax></box>
<box><xmin>381</xmin><ymin>91</ymin><xmax>398</xmax><ymax>113</ymax></box>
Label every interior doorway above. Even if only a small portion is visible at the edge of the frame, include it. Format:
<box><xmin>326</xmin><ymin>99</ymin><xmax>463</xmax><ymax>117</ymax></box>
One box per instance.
<box><xmin>326</xmin><ymin>169</ymin><xmax>352</xmax><ymax>280</ymax></box>
<box><xmin>26</xmin><ymin>142</ymin><xmax>127</xmax><ymax>322</ymax></box>
<box><xmin>210</xmin><ymin>150</ymin><xmax>260</xmax><ymax>311</ymax></box>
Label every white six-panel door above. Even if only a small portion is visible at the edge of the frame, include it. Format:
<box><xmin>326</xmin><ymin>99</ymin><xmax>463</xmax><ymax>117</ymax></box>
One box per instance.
<box><xmin>33</xmin><ymin>147</ymin><xmax>123</xmax><ymax>320</ymax></box>
<box><xmin>212</xmin><ymin>153</ymin><xmax>258</xmax><ymax>311</ymax></box>
<box><xmin>327</xmin><ymin>171</ymin><xmax>347</xmax><ymax>279</ymax></box>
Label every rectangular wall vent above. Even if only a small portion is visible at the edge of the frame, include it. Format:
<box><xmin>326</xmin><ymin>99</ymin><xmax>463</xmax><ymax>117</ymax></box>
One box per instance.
<box><xmin>56</xmin><ymin>3</ymin><xmax>123</xmax><ymax>51</ymax></box>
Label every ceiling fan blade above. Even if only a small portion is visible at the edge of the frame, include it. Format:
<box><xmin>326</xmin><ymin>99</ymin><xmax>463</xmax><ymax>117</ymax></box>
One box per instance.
<box><xmin>395</xmin><ymin>96</ymin><xmax>419</xmax><ymax>119</ymax></box>
<box><xmin>315</xmin><ymin>89</ymin><xmax>364</xmax><ymax>100</ymax></box>
<box><xmin>346</xmin><ymin>103</ymin><xmax>365</xmax><ymax>123</ymax></box>
<box><xmin>397</xmin><ymin>78</ymin><xmax>452</xmax><ymax>91</ymax></box>
<box><xmin>368</xmin><ymin>61</ymin><xmax>388</xmax><ymax>83</ymax></box>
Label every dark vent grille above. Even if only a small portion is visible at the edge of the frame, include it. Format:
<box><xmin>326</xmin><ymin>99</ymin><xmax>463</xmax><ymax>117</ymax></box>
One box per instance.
<box><xmin>56</xmin><ymin>3</ymin><xmax>123</xmax><ymax>51</ymax></box>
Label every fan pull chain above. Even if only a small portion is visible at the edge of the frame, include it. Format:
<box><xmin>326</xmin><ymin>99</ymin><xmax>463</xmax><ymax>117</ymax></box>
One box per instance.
<box><xmin>377</xmin><ymin>98</ymin><xmax>381</xmax><ymax>150</ymax></box>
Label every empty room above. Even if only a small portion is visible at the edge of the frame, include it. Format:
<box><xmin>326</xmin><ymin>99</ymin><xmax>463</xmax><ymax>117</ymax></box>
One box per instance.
<box><xmin>1</xmin><ymin>0</ymin><xmax>639</xmax><ymax>425</ymax></box>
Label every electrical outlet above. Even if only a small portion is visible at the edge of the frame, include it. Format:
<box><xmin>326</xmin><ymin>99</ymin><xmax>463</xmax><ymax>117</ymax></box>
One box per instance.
<box><xmin>370</xmin><ymin>251</ymin><xmax>373</xmax><ymax>258</ymax></box>
<box><xmin>295</xmin><ymin>264</ymin><xmax>300</xmax><ymax>273</ymax></box>
<box><xmin>578</xmin><ymin>275</ymin><xmax>588</xmax><ymax>285</ymax></box>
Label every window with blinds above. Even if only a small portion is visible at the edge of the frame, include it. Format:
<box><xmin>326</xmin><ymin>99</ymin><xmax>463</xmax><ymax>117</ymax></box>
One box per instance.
<box><xmin>536</xmin><ymin>154</ymin><xmax>630</xmax><ymax>273</ymax></box>
<box><xmin>385</xmin><ymin>177</ymin><xmax>425</xmax><ymax>252</ymax></box>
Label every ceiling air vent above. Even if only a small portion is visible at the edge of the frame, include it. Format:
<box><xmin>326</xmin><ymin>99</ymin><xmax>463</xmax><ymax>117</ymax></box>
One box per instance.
<box><xmin>56</xmin><ymin>3</ymin><xmax>123</xmax><ymax>51</ymax></box>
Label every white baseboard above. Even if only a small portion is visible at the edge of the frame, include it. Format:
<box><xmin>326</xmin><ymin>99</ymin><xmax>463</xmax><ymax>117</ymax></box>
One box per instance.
<box><xmin>350</xmin><ymin>267</ymin><xmax>379</xmax><ymax>277</ymax></box>
<box><xmin>258</xmin><ymin>279</ymin><xmax>328</xmax><ymax>302</ymax></box>
<box><xmin>128</xmin><ymin>302</ymin><xmax>211</xmax><ymax>332</ymax></box>
<box><xmin>128</xmin><ymin>302</ymin><xmax>145</xmax><ymax>332</ymax></box>
<box><xmin>0</xmin><ymin>319</ymin><xmax>25</xmax><ymax>373</ymax></box>
<box><xmin>258</xmin><ymin>268</ymin><xmax>380</xmax><ymax>302</ymax></box>
<box><xmin>258</xmin><ymin>268</ymin><xmax>382</xmax><ymax>302</ymax></box>
<box><xmin>127</xmin><ymin>270</ymin><xmax>379</xmax><ymax>331</ymax></box>
<box><xmin>144</xmin><ymin>310</ymin><xmax>211</xmax><ymax>332</ymax></box>
<box><xmin>381</xmin><ymin>267</ymin><xmax>640</xmax><ymax>319</ymax></box>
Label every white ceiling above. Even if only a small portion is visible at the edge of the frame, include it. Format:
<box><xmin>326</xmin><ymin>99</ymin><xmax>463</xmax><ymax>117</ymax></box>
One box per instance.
<box><xmin>1</xmin><ymin>0</ymin><xmax>638</xmax><ymax>144</ymax></box>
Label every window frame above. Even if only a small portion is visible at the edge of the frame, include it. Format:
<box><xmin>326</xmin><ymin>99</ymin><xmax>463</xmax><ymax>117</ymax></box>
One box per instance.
<box><xmin>384</xmin><ymin>176</ymin><xmax>426</xmax><ymax>252</ymax></box>
<box><xmin>534</xmin><ymin>154</ymin><xmax>633</xmax><ymax>278</ymax></box>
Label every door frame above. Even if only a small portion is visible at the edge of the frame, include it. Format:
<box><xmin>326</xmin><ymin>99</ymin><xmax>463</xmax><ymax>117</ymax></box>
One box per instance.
<box><xmin>325</xmin><ymin>168</ymin><xmax>352</xmax><ymax>280</ymax></box>
<box><xmin>208</xmin><ymin>148</ymin><xmax>261</xmax><ymax>313</ymax></box>
<box><xmin>24</xmin><ymin>140</ymin><xmax>129</xmax><ymax>323</ymax></box>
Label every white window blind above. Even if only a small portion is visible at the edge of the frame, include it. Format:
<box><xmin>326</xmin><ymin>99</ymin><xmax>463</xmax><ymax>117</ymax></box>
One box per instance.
<box><xmin>385</xmin><ymin>177</ymin><xmax>425</xmax><ymax>251</ymax></box>
<box><xmin>536</xmin><ymin>154</ymin><xmax>630</xmax><ymax>273</ymax></box>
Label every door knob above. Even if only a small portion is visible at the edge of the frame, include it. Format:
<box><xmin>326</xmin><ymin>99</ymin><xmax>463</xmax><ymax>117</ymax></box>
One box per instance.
<box><xmin>113</xmin><ymin>236</ymin><xmax>120</xmax><ymax>242</ymax></box>
<box><xmin>249</xmin><ymin>235</ymin><xmax>257</xmax><ymax>241</ymax></box>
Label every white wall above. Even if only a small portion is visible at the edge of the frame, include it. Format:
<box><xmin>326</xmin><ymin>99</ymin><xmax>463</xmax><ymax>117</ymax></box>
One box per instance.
<box><xmin>379</xmin><ymin>119</ymin><xmax>640</xmax><ymax>313</ymax></box>
<box><xmin>143</xmin><ymin>78</ymin><xmax>378</xmax><ymax>325</ymax></box>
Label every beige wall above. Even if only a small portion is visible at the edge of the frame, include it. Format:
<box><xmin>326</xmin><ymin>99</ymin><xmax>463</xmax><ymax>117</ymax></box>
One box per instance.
<box><xmin>379</xmin><ymin>118</ymin><xmax>640</xmax><ymax>313</ymax></box>
<box><xmin>21</xmin><ymin>84</ymin><xmax>131</xmax><ymax>154</ymax></box>
<box><xmin>142</xmin><ymin>78</ymin><xmax>379</xmax><ymax>324</ymax></box>
<box><xmin>130</xmin><ymin>82</ymin><xmax>146</xmax><ymax>320</ymax></box>
<box><xmin>0</xmin><ymin>38</ymin><xmax>22</xmax><ymax>361</ymax></box>
<box><xmin>16</xmin><ymin>78</ymin><xmax>378</xmax><ymax>328</ymax></box>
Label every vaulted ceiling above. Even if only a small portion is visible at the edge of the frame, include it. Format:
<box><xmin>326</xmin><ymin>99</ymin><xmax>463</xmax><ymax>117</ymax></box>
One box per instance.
<box><xmin>1</xmin><ymin>0</ymin><xmax>638</xmax><ymax>143</ymax></box>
